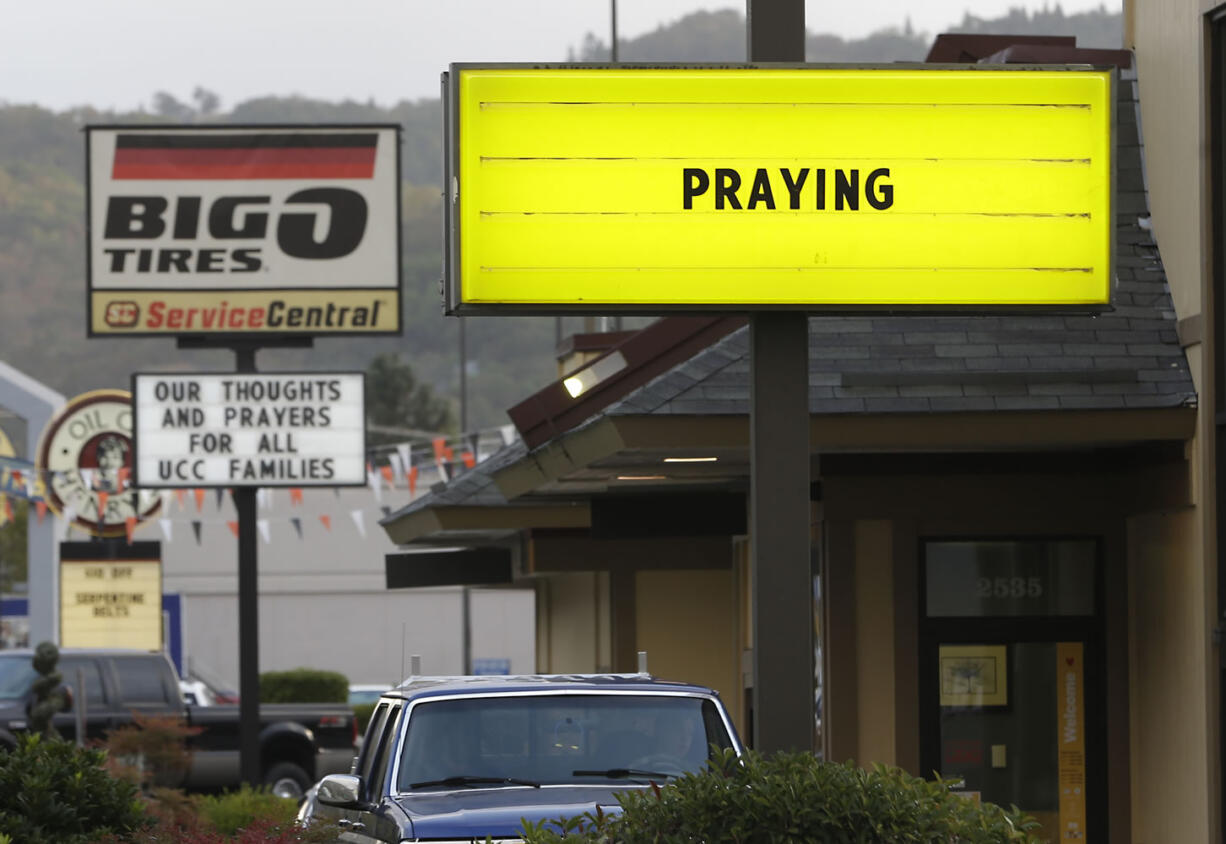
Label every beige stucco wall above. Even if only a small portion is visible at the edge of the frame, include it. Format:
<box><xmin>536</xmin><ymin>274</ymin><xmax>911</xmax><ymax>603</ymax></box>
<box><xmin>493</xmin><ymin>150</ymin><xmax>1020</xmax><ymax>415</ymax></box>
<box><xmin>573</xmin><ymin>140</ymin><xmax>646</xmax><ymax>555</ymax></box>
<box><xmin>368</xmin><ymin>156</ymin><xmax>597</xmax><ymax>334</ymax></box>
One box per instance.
<box><xmin>536</xmin><ymin>571</ymin><xmax>605</xmax><ymax>673</ymax></box>
<box><xmin>1127</xmin><ymin>509</ymin><xmax>1213</xmax><ymax>842</ymax></box>
<box><xmin>854</xmin><ymin>519</ymin><xmax>896</xmax><ymax>766</ymax></box>
<box><xmin>635</xmin><ymin>569</ymin><xmax>742</xmax><ymax>730</ymax></box>
<box><xmin>1129</xmin><ymin>2</ymin><xmax>1221</xmax><ymax>839</ymax></box>
<box><xmin>1130</xmin><ymin>0</ymin><xmax>1207</xmax><ymax>334</ymax></box>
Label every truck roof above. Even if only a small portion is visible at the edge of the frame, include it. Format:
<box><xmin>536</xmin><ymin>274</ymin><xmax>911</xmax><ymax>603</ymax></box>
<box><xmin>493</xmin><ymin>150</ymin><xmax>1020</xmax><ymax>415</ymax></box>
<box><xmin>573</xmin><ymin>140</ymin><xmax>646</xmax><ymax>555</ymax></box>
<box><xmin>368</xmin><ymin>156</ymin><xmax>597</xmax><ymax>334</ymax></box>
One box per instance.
<box><xmin>380</xmin><ymin>672</ymin><xmax>722</xmax><ymax>702</ymax></box>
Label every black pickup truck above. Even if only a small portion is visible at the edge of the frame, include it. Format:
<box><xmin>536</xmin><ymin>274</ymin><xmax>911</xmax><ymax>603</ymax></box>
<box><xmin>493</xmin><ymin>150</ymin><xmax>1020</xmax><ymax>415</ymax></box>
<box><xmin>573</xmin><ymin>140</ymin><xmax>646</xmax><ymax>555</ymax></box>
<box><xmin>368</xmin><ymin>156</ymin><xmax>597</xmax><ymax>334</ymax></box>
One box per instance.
<box><xmin>0</xmin><ymin>648</ymin><xmax>356</xmax><ymax>798</ymax></box>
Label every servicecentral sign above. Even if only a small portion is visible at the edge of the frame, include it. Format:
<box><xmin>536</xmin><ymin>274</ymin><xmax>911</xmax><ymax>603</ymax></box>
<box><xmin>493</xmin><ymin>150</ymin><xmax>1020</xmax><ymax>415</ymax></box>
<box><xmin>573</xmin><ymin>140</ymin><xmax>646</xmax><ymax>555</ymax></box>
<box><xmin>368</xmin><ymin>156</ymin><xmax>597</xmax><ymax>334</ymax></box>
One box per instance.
<box><xmin>87</xmin><ymin>125</ymin><xmax>401</xmax><ymax>336</ymax></box>
<box><xmin>444</xmin><ymin>65</ymin><xmax>1113</xmax><ymax>313</ymax></box>
<box><xmin>132</xmin><ymin>372</ymin><xmax>366</xmax><ymax>487</ymax></box>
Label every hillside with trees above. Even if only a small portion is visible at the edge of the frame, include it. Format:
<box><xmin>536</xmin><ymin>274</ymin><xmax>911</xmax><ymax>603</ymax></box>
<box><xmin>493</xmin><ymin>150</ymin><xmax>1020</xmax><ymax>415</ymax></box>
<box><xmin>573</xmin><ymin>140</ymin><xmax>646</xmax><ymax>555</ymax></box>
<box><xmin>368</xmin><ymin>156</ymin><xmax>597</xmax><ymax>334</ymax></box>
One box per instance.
<box><xmin>0</xmin><ymin>5</ymin><xmax>1122</xmax><ymax>433</ymax></box>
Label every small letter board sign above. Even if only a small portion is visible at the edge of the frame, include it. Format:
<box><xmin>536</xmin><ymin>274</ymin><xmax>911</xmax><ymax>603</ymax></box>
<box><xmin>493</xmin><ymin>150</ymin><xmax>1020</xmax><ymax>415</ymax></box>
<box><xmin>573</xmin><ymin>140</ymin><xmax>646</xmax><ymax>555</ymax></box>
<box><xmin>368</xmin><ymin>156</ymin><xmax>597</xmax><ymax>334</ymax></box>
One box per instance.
<box><xmin>132</xmin><ymin>372</ymin><xmax>366</xmax><ymax>488</ymax></box>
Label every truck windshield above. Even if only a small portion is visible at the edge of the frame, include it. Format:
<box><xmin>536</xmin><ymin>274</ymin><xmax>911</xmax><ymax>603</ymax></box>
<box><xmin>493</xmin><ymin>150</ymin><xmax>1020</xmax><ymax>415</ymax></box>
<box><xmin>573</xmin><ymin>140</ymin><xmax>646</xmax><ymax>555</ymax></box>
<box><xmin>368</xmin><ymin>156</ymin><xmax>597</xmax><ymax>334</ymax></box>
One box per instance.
<box><xmin>397</xmin><ymin>694</ymin><xmax>732</xmax><ymax>790</ymax></box>
<box><xmin>0</xmin><ymin>658</ymin><xmax>37</xmax><ymax>700</ymax></box>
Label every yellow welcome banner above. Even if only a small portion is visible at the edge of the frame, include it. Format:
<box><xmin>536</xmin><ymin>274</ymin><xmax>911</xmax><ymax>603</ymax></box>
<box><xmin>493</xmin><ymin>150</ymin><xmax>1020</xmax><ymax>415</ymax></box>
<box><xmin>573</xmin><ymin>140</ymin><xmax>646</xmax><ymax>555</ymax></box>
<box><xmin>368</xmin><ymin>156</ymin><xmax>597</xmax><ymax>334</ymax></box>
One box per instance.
<box><xmin>1057</xmin><ymin>641</ymin><xmax>1087</xmax><ymax>842</ymax></box>
<box><xmin>446</xmin><ymin>65</ymin><xmax>1113</xmax><ymax>312</ymax></box>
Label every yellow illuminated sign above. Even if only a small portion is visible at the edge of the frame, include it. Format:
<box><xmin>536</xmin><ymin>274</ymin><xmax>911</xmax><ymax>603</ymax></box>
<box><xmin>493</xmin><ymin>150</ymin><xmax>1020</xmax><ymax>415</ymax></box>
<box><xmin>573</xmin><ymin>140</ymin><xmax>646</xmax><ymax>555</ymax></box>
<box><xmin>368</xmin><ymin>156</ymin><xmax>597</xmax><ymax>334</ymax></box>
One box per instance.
<box><xmin>60</xmin><ymin>559</ymin><xmax>162</xmax><ymax>650</ymax></box>
<box><xmin>446</xmin><ymin>66</ymin><xmax>1113</xmax><ymax>312</ymax></box>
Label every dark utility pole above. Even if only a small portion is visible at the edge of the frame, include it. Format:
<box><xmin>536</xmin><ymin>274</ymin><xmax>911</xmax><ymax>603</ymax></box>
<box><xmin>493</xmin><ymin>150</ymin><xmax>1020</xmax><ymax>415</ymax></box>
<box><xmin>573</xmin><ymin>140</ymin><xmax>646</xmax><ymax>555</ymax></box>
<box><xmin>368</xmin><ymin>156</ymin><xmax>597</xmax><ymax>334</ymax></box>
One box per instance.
<box><xmin>746</xmin><ymin>0</ymin><xmax>815</xmax><ymax>754</ymax></box>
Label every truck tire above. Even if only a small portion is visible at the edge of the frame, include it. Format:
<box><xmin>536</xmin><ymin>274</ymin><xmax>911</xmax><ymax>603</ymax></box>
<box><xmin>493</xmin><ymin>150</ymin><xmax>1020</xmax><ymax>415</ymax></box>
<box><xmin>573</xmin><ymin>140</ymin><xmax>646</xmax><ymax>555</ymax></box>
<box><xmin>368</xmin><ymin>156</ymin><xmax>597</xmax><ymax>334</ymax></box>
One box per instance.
<box><xmin>264</xmin><ymin>761</ymin><xmax>312</xmax><ymax>801</ymax></box>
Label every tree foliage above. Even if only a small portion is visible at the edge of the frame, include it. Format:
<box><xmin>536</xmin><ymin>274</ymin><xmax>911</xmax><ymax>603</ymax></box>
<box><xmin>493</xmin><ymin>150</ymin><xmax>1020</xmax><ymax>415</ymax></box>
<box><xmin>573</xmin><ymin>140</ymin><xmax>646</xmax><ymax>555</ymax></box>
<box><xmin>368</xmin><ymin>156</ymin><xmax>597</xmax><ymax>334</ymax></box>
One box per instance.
<box><xmin>366</xmin><ymin>352</ymin><xmax>456</xmax><ymax>440</ymax></box>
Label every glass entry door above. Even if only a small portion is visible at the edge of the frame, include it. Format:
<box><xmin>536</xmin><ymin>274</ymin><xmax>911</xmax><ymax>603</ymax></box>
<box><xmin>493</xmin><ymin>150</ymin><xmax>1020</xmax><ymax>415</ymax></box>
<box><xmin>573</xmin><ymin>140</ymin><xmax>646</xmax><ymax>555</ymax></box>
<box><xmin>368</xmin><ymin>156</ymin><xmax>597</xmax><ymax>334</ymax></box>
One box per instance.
<box><xmin>920</xmin><ymin>540</ymin><xmax>1103</xmax><ymax>843</ymax></box>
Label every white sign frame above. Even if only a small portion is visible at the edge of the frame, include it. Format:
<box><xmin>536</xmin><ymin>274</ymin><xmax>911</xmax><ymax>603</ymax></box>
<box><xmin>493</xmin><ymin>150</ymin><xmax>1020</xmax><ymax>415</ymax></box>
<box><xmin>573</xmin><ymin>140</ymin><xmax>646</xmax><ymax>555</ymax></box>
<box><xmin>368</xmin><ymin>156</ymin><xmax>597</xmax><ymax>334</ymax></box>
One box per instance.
<box><xmin>87</xmin><ymin>124</ymin><xmax>402</xmax><ymax>337</ymax></box>
<box><xmin>131</xmin><ymin>371</ymin><xmax>367</xmax><ymax>488</ymax></box>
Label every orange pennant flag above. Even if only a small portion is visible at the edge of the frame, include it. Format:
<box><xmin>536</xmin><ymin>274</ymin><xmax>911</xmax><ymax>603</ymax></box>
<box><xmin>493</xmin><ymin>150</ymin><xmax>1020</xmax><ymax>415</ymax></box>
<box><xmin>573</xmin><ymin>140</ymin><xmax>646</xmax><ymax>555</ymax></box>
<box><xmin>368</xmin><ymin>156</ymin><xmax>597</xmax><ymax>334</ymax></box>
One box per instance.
<box><xmin>97</xmin><ymin>491</ymin><xmax>110</xmax><ymax>516</ymax></box>
<box><xmin>432</xmin><ymin>437</ymin><xmax>447</xmax><ymax>465</ymax></box>
<box><xmin>194</xmin><ymin>488</ymin><xmax>206</xmax><ymax>512</ymax></box>
<box><xmin>227</xmin><ymin>521</ymin><xmax>238</xmax><ymax>537</ymax></box>
<box><xmin>290</xmin><ymin>488</ymin><xmax>304</xmax><ymax>506</ymax></box>
<box><xmin>125</xmin><ymin>517</ymin><xmax>137</xmax><ymax>544</ymax></box>
<box><xmin>319</xmin><ymin>514</ymin><xmax>332</xmax><ymax>531</ymax></box>
<box><xmin>409</xmin><ymin>466</ymin><xmax>419</xmax><ymax>495</ymax></box>
<box><xmin>461</xmin><ymin>452</ymin><xmax>476</xmax><ymax>469</ymax></box>
<box><xmin>175</xmin><ymin>489</ymin><xmax>187</xmax><ymax>509</ymax></box>
<box><xmin>380</xmin><ymin>465</ymin><xmax>394</xmax><ymax>488</ymax></box>
<box><xmin>118</xmin><ymin>467</ymin><xmax>130</xmax><ymax>491</ymax></box>
<box><xmin>35</xmin><ymin>500</ymin><xmax>47</xmax><ymax>524</ymax></box>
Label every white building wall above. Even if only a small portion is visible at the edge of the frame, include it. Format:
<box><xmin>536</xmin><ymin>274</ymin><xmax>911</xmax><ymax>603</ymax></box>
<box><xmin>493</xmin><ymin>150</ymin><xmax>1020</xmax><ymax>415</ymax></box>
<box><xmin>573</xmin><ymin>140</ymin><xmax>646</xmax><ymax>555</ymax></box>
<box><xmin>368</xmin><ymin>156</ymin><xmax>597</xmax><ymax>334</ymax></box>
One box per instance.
<box><xmin>149</xmin><ymin>485</ymin><xmax>533</xmax><ymax>690</ymax></box>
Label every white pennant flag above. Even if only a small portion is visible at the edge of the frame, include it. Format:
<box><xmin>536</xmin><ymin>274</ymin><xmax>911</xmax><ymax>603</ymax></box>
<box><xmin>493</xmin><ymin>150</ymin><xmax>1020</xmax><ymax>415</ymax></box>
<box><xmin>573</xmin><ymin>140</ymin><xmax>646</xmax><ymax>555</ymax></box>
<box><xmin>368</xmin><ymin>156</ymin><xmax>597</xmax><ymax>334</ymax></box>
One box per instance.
<box><xmin>62</xmin><ymin>505</ymin><xmax>77</xmax><ymax>539</ymax></box>
<box><xmin>79</xmin><ymin>468</ymin><xmax>94</xmax><ymax>490</ymax></box>
<box><xmin>350</xmin><ymin>509</ymin><xmax>366</xmax><ymax>537</ymax></box>
<box><xmin>256</xmin><ymin>489</ymin><xmax>268</xmax><ymax>510</ymax></box>
<box><xmin>159</xmin><ymin>519</ymin><xmax>173</xmax><ymax>542</ymax></box>
<box><xmin>500</xmin><ymin>424</ymin><xmax>517</xmax><ymax>446</ymax></box>
<box><xmin>388</xmin><ymin>453</ymin><xmax>404</xmax><ymax>487</ymax></box>
<box><xmin>257</xmin><ymin>519</ymin><xmax>271</xmax><ymax>545</ymax></box>
<box><xmin>159</xmin><ymin>491</ymin><xmax>172</xmax><ymax>514</ymax></box>
<box><xmin>396</xmin><ymin>444</ymin><xmax>412</xmax><ymax>479</ymax></box>
<box><xmin>367</xmin><ymin>470</ymin><xmax>383</xmax><ymax>504</ymax></box>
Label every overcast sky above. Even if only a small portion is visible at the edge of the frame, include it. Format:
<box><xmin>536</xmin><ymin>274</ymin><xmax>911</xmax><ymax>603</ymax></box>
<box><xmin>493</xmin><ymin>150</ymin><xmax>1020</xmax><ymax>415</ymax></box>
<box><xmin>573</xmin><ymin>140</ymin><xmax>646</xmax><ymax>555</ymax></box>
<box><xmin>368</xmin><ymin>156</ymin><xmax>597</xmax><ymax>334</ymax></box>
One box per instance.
<box><xmin>2</xmin><ymin>0</ymin><xmax>1121</xmax><ymax>113</ymax></box>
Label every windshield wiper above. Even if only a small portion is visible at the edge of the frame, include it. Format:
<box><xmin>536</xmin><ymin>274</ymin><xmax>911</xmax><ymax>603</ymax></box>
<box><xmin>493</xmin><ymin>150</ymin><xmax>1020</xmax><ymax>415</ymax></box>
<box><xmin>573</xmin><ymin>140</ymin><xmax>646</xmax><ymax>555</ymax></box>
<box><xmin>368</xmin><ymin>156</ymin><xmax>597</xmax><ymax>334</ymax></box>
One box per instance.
<box><xmin>572</xmin><ymin>768</ymin><xmax>676</xmax><ymax>781</ymax></box>
<box><xmin>408</xmin><ymin>775</ymin><xmax>541</xmax><ymax>789</ymax></box>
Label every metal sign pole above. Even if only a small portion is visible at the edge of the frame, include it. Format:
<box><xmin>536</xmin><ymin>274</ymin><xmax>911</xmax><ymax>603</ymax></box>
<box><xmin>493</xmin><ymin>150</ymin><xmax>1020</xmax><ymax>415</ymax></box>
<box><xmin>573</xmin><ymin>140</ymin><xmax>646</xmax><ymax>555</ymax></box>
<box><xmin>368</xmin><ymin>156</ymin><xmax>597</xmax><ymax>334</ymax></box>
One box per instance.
<box><xmin>747</xmin><ymin>0</ymin><xmax>815</xmax><ymax>754</ymax></box>
<box><xmin>232</xmin><ymin>344</ymin><xmax>261</xmax><ymax>787</ymax></box>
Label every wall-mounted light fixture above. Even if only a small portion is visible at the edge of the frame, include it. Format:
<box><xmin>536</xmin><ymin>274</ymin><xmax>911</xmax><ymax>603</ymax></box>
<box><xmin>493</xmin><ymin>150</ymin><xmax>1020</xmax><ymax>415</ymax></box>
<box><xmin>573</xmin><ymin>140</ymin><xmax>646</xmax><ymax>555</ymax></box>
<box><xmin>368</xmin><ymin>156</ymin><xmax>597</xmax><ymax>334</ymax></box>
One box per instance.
<box><xmin>663</xmin><ymin>456</ymin><xmax>718</xmax><ymax>463</ymax></box>
<box><xmin>615</xmin><ymin>474</ymin><xmax>666</xmax><ymax>481</ymax></box>
<box><xmin>563</xmin><ymin>351</ymin><xmax>628</xmax><ymax>398</ymax></box>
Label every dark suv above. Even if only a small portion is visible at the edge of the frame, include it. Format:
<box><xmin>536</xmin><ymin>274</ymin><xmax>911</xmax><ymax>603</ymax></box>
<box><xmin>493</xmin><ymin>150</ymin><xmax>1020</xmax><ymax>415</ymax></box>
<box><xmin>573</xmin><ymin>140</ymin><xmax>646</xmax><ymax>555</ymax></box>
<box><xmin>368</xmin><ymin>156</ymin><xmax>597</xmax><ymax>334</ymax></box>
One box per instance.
<box><xmin>299</xmin><ymin>673</ymin><xmax>743</xmax><ymax>842</ymax></box>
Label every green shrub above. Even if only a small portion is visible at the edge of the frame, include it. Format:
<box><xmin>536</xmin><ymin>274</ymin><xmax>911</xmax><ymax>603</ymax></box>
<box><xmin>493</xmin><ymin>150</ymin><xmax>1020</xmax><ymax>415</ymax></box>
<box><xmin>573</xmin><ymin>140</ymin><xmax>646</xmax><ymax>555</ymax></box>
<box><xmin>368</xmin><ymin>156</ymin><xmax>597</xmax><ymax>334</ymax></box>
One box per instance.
<box><xmin>353</xmin><ymin>701</ymin><xmax>378</xmax><ymax>735</ymax></box>
<box><xmin>194</xmin><ymin>783</ymin><xmax>299</xmax><ymax>835</ymax></box>
<box><xmin>260</xmin><ymin>668</ymin><xmax>348</xmax><ymax>703</ymax></box>
<box><xmin>0</xmin><ymin>733</ymin><xmax>149</xmax><ymax>844</ymax></box>
<box><xmin>522</xmin><ymin>748</ymin><xmax>1041</xmax><ymax>844</ymax></box>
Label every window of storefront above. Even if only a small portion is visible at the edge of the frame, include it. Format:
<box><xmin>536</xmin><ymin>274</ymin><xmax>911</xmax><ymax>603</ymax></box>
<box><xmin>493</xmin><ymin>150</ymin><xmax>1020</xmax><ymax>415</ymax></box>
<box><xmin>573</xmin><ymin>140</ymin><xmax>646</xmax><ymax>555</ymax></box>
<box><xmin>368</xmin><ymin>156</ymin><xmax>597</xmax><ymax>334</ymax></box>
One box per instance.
<box><xmin>919</xmin><ymin>539</ymin><xmax>1104</xmax><ymax>843</ymax></box>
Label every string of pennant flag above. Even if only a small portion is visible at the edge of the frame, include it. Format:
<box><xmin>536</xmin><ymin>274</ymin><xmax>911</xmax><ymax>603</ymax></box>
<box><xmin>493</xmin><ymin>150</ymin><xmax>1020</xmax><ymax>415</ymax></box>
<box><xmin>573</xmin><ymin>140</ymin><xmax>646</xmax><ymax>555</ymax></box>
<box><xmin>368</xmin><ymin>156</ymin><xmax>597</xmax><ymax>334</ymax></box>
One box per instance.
<box><xmin>0</xmin><ymin>424</ymin><xmax>518</xmax><ymax>543</ymax></box>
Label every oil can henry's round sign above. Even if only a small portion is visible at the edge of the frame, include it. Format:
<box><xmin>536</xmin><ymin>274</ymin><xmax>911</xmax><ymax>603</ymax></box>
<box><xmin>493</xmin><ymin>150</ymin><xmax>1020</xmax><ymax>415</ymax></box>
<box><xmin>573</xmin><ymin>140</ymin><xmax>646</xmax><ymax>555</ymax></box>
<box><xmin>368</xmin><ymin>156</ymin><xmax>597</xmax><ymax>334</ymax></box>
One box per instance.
<box><xmin>36</xmin><ymin>390</ymin><xmax>161</xmax><ymax>537</ymax></box>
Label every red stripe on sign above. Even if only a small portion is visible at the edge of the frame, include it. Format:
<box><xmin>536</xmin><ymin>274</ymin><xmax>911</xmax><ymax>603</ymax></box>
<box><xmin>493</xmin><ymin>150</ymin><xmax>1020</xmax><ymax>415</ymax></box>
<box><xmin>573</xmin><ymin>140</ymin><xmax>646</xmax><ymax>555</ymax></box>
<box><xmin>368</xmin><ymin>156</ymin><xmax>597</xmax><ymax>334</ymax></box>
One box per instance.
<box><xmin>111</xmin><ymin>146</ymin><xmax>376</xmax><ymax>179</ymax></box>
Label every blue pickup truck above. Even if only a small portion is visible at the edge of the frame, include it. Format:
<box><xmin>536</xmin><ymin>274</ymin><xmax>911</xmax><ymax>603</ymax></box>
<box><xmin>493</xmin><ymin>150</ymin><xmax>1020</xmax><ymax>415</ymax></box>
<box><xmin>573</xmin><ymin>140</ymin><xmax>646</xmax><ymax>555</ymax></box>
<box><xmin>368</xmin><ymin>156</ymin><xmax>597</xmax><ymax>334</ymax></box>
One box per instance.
<box><xmin>299</xmin><ymin>673</ymin><xmax>743</xmax><ymax>842</ymax></box>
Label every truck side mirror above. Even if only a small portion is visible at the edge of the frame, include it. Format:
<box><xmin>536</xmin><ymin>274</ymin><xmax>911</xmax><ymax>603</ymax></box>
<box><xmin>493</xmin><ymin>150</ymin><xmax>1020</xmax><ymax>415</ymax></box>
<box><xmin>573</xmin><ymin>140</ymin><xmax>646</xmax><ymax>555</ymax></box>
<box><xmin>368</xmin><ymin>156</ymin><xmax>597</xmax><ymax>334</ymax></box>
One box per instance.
<box><xmin>316</xmin><ymin>774</ymin><xmax>364</xmax><ymax>808</ymax></box>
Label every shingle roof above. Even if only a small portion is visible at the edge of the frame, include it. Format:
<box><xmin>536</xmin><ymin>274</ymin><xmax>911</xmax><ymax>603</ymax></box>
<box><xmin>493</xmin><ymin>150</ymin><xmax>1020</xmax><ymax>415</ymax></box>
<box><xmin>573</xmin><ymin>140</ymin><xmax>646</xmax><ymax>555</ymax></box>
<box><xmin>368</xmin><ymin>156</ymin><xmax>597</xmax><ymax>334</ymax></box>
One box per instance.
<box><xmin>607</xmin><ymin>67</ymin><xmax>1195</xmax><ymax>418</ymax></box>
